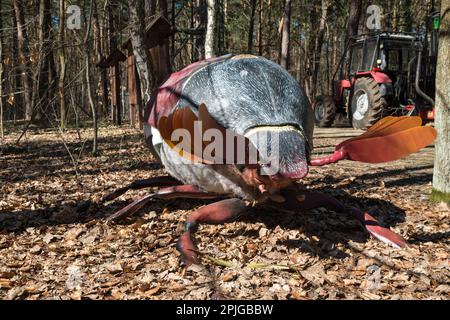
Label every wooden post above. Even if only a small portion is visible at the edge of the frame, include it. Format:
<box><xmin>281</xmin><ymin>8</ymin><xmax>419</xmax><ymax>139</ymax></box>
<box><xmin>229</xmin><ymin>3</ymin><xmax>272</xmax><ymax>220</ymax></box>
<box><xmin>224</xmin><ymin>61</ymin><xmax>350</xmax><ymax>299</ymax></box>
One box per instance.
<box><xmin>110</xmin><ymin>67</ymin><xmax>116</xmax><ymax>123</ymax></box>
<box><xmin>127</xmin><ymin>55</ymin><xmax>142</xmax><ymax>128</ymax></box>
<box><xmin>137</xmin><ymin>77</ymin><xmax>143</xmax><ymax>130</ymax></box>
<box><xmin>127</xmin><ymin>56</ymin><xmax>135</xmax><ymax>127</ymax></box>
<box><xmin>120</xmin><ymin>12</ymin><xmax>175</xmax><ymax>128</ymax></box>
<box><xmin>111</xmin><ymin>63</ymin><xmax>122</xmax><ymax>125</ymax></box>
<box><xmin>135</xmin><ymin>64</ymin><xmax>143</xmax><ymax>129</ymax></box>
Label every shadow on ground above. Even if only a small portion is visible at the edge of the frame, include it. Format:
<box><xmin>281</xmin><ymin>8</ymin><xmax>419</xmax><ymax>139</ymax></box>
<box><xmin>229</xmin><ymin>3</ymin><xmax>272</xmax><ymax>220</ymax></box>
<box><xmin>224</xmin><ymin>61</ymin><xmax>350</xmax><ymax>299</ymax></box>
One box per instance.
<box><xmin>0</xmin><ymin>184</ymin><xmax>416</xmax><ymax>261</ymax></box>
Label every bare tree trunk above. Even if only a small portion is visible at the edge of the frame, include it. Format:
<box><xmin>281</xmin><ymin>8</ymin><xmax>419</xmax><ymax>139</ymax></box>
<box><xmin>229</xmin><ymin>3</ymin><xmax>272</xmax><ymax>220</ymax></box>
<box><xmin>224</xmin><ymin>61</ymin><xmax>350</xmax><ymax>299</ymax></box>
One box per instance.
<box><xmin>385</xmin><ymin>0</ymin><xmax>393</xmax><ymax>31</ymax></box>
<box><xmin>92</xmin><ymin>1</ymin><xmax>101</xmax><ymax>60</ymax></box>
<box><xmin>295</xmin><ymin>45</ymin><xmax>302</xmax><ymax>83</ymax></box>
<box><xmin>194</xmin><ymin>0</ymin><xmax>206</xmax><ymax>61</ymax></box>
<box><xmin>432</xmin><ymin>0</ymin><xmax>450</xmax><ymax>201</ymax></box>
<box><xmin>332</xmin><ymin>34</ymin><xmax>338</xmax><ymax>75</ymax></box>
<box><xmin>393</xmin><ymin>1</ymin><xmax>399</xmax><ymax>31</ymax></box>
<box><xmin>171</xmin><ymin>0</ymin><xmax>177</xmax><ymax>65</ymax></box>
<box><xmin>100</xmin><ymin>56</ymin><xmax>108</xmax><ymax>119</ymax></box>
<box><xmin>247</xmin><ymin>0</ymin><xmax>257</xmax><ymax>53</ymax></box>
<box><xmin>343</xmin><ymin>0</ymin><xmax>362</xmax><ymax>78</ymax></box>
<box><xmin>92</xmin><ymin>1</ymin><xmax>103</xmax><ymax>118</ymax></box>
<box><xmin>217</xmin><ymin>0</ymin><xmax>225</xmax><ymax>55</ymax></box>
<box><xmin>99</xmin><ymin>7</ymin><xmax>108</xmax><ymax>119</ymax></box>
<box><xmin>306</xmin><ymin>4</ymin><xmax>319</xmax><ymax>100</ymax></box>
<box><xmin>97</xmin><ymin>0</ymin><xmax>109</xmax><ymax>118</ymax></box>
<box><xmin>11</xmin><ymin>13</ymin><xmax>22</xmax><ymax>121</ymax></box>
<box><xmin>159</xmin><ymin>0</ymin><xmax>171</xmax><ymax>76</ymax></box>
<box><xmin>311</xmin><ymin>0</ymin><xmax>329</xmax><ymax>100</ymax></box>
<box><xmin>401</xmin><ymin>0</ymin><xmax>413</xmax><ymax>32</ymax></box>
<box><xmin>224</xmin><ymin>0</ymin><xmax>229</xmax><ymax>50</ymax></box>
<box><xmin>37</xmin><ymin>0</ymin><xmax>52</xmax><ymax>126</ymax></box>
<box><xmin>84</xmin><ymin>0</ymin><xmax>98</xmax><ymax>154</ymax></box>
<box><xmin>0</xmin><ymin>9</ymin><xmax>4</xmax><ymax>138</ymax></box>
<box><xmin>279</xmin><ymin>0</ymin><xmax>291</xmax><ymax>69</ymax></box>
<box><xmin>144</xmin><ymin>0</ymin><xmax>156</xmax><ymax>15</ymax></box>
<box><xmin>86</xmin><ymin>57</ymin><xmax>97</xmax><ymax>154</ymax></box>
<box><xmin>326</xmin><ymin>35</ymin><xmax>331</xmax><ymax>93</ymax></box>
<box><xmin>128</xmin><ymin>0</ymin><xmax>156</xmax><ymax>105</ymax></box>
<box><xmin>13</xmin><ymin>0</ymin><xmax>33</xmax><ymax>121</ymax></box>
<box><xmin>205</xmin><ymin>0</ymin><xmax>216</xmax><ymax>59</ymax></box>
<box><xmin>190</xmin><ymin>0</ymin><xmax>196</xmax><ymax>62</ymax></box>
<box><xmin>294</xmin><ymin>21</ymin><xmax>304</xmax><ymax>83</ymax></box>
<box><xmin>108</xmin><ymin>2</ymin><xmax>119</xmax><ymax>124</ymax></box>
<box><xmin>265</xmin><ymin>0</ymin><xmax>273</xmax><ymax>56</ymax></box>
<box><xmin>256</xmin><ymin>0</ymin><xmax>264</xmax><ymax>56</ymax></box>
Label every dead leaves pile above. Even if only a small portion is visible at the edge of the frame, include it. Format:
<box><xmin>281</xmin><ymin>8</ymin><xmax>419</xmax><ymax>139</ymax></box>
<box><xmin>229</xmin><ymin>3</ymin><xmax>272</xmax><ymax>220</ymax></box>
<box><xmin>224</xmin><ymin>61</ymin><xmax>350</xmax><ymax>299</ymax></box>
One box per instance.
<box><xmin>0</xmin><ymin>126</ymin><xmax>448</xmax><ymax>300</ymax></box>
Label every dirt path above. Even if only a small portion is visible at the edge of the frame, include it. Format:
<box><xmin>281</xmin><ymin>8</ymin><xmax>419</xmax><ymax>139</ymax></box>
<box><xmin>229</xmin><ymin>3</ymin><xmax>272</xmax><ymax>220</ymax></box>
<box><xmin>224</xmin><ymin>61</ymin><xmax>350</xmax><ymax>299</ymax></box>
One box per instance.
<box><xmin>0</xmin><ymin>126</ymin><xmax>448</xmax><ymax>300</ymax></box>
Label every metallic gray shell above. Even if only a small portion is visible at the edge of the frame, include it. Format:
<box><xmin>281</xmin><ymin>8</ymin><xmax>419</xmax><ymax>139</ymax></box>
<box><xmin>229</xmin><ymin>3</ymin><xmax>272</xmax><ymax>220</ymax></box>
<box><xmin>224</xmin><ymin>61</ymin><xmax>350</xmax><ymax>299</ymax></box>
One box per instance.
<box><xmin>175</xmin><ymin>56</ymin><xmax>314</xmax><ymax>146</ymax></box>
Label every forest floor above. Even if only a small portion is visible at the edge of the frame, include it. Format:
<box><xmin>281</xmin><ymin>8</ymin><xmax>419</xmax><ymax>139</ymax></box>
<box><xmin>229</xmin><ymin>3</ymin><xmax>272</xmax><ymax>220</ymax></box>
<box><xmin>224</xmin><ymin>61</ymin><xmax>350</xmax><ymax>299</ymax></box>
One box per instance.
<box><xmin>0</xmin><ymin>125</ymin><xmax>449</xmax><ymax>300</ymax></box>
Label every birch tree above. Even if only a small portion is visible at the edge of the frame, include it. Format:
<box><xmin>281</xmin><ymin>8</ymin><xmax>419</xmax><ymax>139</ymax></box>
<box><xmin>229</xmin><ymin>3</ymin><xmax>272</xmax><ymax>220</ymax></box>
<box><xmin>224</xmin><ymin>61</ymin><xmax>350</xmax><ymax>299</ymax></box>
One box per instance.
<box><xmin>279</xmin><ymin>0</ymin><xmax>291</xmax><ymax>69</ymax></box>
<box><xmin>84</xmin><ymin>0</ymin><xmax>98</xmax><ymax>154</ymax></box>
<box><xmin>13</xmin><ymin>0</ymin><xmax>33</xmax><ymax>121</ymax></box>
<box><xmin>432</xmin><ymin>0</ymin><xmax>450</xmax><ymax>203</ymax></box>
<box><xmin>205</xmin><ymin>0</ymin><xmax>216</xmax><ymax>59</ymax></box>
<box><xmin>128</xmin><ymin>0</ymin><xmax>155</xmax><ymax>104</ymax></box>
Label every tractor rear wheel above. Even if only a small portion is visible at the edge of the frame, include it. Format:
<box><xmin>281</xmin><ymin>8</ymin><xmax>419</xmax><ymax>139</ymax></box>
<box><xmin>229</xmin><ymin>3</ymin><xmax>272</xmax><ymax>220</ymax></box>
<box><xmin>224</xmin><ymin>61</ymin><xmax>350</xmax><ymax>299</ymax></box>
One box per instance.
<box><xmin>351</xmin><ymin>77</ymin><xmax>387</xmax><ymax>130</ymax></box>
<box><xmin>314</xmin><ymin>96</ymin><xmax>336</xmax><ymax>128</ymax></box>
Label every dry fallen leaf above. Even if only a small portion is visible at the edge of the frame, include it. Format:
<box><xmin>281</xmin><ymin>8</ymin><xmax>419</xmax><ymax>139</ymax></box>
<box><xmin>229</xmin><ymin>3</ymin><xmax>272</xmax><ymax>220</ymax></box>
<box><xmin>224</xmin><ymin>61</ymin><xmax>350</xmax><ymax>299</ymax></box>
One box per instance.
<box><xmin>70</xmin><ymin>291</ymin><xmax>82</xmax><ymax>300</ymax></box>
<box><xmin>434</xmin><ymin>285</ymin><xmax>450</xmax><ymax>294</ymax></box>
<box><xmin>220</xmin><ymin>272</ymin><xmax>236</xmax><ymax>282</ymax></box>
<box><xmin>143</xmin><ymin>285</ymin><xmax>161</xmax><ymax>297</ymax></box>
<box><xmin>0</xmin><ymin>126</ymin><xmax>447</xmax><ymax>301</ymax></box>
<box><xmin>0</xmin><ymin>279</ymin><xmax>13</xmax><ymax>290</ymax></box>
<box><xmin>64</xmin><ymin>227</ymin><xmax>85</xmax><ymax>241</ymax></box>
<box><xmin>105</xmin><ymin>263</ymin><xmax>123</xmax><ymax>274</ymax></box>
<box><xmin>111</xmin><ymin>289</ymin><xmax>125</xmax><ymax>299</ymax></box>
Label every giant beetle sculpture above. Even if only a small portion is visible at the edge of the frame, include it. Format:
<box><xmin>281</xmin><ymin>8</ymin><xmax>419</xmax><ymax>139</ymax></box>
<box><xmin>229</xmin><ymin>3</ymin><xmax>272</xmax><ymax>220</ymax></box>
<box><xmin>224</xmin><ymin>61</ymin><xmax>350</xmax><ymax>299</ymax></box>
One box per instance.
<box><xmin>103</xmin><ymin>55</ymin><xmax>436</xmax><ymax>265</ymax></box>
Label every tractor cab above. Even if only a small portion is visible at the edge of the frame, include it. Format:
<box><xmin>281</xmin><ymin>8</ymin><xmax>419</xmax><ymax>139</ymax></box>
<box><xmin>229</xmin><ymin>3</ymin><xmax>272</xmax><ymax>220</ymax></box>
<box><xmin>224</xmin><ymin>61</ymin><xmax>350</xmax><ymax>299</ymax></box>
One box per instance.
<box><xmin>350</xmin><ymin>33</ymin><xmax>418</xmax><ymax>97</ymax></box>
<box><xmin>349</xmin><ymin>33</ymin><xmax>434</xmax><ymax>109</ymax></box>
<box><xmin>350</xmin><ymin>33</ymin><xmax>418</xmax><ymax>75</ymax></box>
<box><xmin>314</xmin><ymin>13</ymin><xmax>439</xmax><ymax>130</ymax></box>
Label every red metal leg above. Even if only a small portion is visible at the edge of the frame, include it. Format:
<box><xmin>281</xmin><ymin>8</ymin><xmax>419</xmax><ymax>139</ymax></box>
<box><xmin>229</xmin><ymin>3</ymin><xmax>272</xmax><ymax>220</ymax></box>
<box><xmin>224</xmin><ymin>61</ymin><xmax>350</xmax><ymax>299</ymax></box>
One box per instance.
<box><xmin>102</xmin><ymin>176</ymin><xmax>181</xmax><ymax>203</ymax></box>
<box><xmin>177</xmin><ymin>199</ymin><xmax>248</xmax><ymax>266</ymax></box>
<box><xmin>356</xmin><ymin>212</ymin><xmax>408</xmax><ymax>249</ymax></box>
<box><xmin>107</xmin><ymin>185</ymin><xmax>223</xmax><ymax>221</ymax></box>
<box><xmin>270</xmin><ymin>189</ymin><xmax>408</xmax><ymax>249</ymax></box>
<box><xmin>309</xmin><ymin>150</ymin><xmax>347</xmax><ymax>167</ymax></box>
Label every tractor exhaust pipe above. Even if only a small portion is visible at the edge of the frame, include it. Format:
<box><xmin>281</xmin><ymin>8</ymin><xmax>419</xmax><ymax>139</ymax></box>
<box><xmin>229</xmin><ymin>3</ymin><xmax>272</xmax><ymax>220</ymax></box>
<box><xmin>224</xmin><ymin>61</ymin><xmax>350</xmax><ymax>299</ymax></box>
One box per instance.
<box><xmin>415</xmin><ymin>50</ymin><xmax>435</xmax><ymax>107</ymax></box>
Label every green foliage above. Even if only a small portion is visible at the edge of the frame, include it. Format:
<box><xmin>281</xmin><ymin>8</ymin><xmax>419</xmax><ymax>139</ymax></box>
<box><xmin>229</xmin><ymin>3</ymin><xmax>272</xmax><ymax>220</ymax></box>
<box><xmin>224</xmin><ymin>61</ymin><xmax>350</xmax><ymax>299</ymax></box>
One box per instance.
<box><xmin>431</xmin><ymin>189</ymin><xmax>450</xmax><ymax>204</ymax></box>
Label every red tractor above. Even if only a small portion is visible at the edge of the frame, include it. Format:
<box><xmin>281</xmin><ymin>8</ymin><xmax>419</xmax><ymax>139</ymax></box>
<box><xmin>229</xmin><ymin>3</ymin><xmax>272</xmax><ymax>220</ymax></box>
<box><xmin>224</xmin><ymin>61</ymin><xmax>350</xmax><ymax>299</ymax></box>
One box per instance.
<box><xmin>315</xmin><ymin>14</ymin><xmax>440</xmax><ymax>130</ymax></box>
